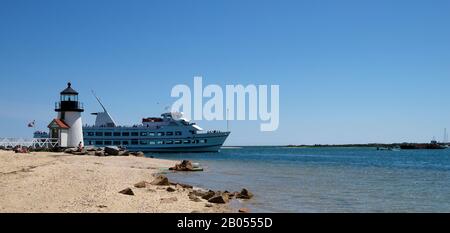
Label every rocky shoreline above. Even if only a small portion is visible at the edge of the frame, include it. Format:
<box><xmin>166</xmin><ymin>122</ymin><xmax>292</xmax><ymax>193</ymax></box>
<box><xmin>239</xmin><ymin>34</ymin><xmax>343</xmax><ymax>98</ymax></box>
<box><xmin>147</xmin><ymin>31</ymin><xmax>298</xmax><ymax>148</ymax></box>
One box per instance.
<box><xmin>0</xmin><ymin>149</ymin><xmax>253</xmax><ymax>213</ymax></box>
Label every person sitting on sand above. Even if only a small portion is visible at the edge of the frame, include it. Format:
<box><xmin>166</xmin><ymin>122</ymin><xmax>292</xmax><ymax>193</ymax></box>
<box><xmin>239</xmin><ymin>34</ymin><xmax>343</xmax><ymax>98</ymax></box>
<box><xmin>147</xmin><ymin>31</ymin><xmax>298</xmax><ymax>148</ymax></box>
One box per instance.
<box><xmin>77</xmin><ymin>141</ymin><xmax>83</xmax><ymax>152</ymax></box>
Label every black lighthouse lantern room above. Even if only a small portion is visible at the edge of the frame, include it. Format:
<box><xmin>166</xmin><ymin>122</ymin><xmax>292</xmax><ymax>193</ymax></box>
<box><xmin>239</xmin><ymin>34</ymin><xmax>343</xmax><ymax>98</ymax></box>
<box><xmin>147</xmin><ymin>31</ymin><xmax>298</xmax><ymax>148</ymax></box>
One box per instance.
<box><xmin>55</xmin><ymin>82</ymin><xmax>84</xmax><ymax>113</ymax></box>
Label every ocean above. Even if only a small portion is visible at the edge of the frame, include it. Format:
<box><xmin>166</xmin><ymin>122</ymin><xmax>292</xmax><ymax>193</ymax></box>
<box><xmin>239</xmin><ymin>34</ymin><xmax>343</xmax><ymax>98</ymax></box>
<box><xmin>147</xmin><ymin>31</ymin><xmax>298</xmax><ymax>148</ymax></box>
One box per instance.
<box><xmin>148</xmin><ymin>147</ymin><xmax>450</xmax><ymax>213</ymax></box>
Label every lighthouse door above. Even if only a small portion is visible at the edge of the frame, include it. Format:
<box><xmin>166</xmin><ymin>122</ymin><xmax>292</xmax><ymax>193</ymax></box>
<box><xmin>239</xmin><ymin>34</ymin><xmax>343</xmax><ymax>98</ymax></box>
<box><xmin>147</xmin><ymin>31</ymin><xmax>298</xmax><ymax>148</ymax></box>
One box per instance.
<box><xmin>51</xmin><ymin>129</ymin><xmax>59</xmax><ymax>139</ymax></box>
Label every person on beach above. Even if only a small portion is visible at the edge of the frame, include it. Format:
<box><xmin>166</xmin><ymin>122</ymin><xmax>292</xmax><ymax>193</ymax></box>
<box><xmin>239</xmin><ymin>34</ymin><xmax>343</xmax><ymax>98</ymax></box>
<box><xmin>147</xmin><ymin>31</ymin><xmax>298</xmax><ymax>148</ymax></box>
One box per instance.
<box><xmin>77</xmin><ymin>141</ymin><xmax>83</xmax><ymax>152</ymax></box>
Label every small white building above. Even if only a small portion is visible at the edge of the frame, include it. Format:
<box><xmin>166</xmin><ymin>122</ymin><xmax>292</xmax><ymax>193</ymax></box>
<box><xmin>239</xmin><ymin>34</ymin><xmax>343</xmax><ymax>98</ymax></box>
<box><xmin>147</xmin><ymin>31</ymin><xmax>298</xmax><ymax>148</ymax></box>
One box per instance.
<box><xmin>48</xmin><ymin>82</ymin><xmax>84</xmax><ymax>148</ymax></box>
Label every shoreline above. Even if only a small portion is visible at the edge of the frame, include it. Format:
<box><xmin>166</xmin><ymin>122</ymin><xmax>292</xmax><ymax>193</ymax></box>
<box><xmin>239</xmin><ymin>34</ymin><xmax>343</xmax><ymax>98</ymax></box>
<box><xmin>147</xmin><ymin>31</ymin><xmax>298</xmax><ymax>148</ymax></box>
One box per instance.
<box><xmin>0</xmin><ymin>150</ymin><xmax>230</xmax><ymax>213</ymax></box>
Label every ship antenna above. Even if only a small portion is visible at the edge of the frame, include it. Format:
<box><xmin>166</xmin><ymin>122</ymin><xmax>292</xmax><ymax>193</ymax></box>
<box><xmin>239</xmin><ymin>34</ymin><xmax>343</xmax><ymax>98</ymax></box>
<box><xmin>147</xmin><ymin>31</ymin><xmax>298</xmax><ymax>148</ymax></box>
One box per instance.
<box><xmin>91</xmin><ymin>90</ymin><xmax>108</xmax><ymax>112</ymax></box>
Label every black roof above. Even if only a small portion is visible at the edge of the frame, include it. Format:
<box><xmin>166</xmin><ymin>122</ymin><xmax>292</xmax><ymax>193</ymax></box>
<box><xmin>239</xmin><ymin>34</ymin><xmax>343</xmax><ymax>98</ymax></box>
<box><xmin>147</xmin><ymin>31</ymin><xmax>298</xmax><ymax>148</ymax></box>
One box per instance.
<box><xmin>60</xmin><ymin>82</ymin><xmax>78</xmax><ymax>95</ymax></box>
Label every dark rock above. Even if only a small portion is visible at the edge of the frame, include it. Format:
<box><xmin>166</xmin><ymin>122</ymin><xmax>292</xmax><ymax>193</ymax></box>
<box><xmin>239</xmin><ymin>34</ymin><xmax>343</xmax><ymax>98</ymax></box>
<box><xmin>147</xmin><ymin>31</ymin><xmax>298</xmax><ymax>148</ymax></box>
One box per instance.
<box><xmin>170</xmin><ymin>182</ymin><xmax>193</xmax><ymax>189</ymax></box>
<box><xmin>166</xmin><ymin>187</ymin><xmax>176</xmax><ymax>192</ymax></box>
<box><xmin>169</xmin><ymin>160</ymin><xmax>194</xmax><ymax>171</ymax></box>
<box><xmin>118</xmin><ymin>188</ymin><xmax>134</xmax><ymax>196</ymax></box>
<box><xmin>104</xmin><ymin>146</ymin><xmax>120</xmax><ymax>156</ymax></box>
<box><xmin>205</xmin><ymin>203</ymin><xmax>213</xmax><ymax>207</ymax></box>
<box><xmin>134</xmin><ymin>181</ymin><xmax>149</xmax><ymax>188</ymax></box>
<box><xmin>208</xmin><ymin>193</ymin><xmax>229</xmax><ymax>204</ymax></box>
<box><xmin>239</xmin><ymin>208</ymin><xmax>250</xmax><ymax>213</ymax></box>
<box><xmin>189</xmin><ymin>194</ymin><xmax>202</xmax><ymax>202</ymax></box>
<box><xmin>150</xmin><ymin>175</ymin><xmax>170</xmax><ymax>186</ymax></box>
<box><xmin>95</xmin><ymin>151</ymin><xmax>105</xmax><ymax>156</ymax></box>
<box><xmin>236</xmin><ymin>188</ymin><xmax>254</xmax><ymax>199</ymax></box>
<box><xmin>189</xmin><ymin>190</ymin><xmax>207</xmax><ymax>198</ymax></box>
<box><xmin>72</xmin><ymin>151</ymin><xmax>87</xmax><ymax>155</ymax></box>
<box><xmin>201</xmin><ymin>190</ymin><xmax>216</xmax><ymax>200</ymax></box>
<box><xmin>64</xmin><ymin>148</ymin><xmax>76</xmax><ymax>154</ymax></box>
<box><xmin>97</xmin><ymin>205</ymin><xmax>108</xmax><ymax>208</ymax></box>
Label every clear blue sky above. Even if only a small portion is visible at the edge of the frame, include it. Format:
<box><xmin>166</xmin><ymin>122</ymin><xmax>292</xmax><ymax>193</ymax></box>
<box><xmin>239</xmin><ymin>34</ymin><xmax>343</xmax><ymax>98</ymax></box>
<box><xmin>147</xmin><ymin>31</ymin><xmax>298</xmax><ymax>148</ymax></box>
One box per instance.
<box><xmin>1</xmin><ymin>0</ymin><xmax>449</xmax><ymax>145</ymax></box>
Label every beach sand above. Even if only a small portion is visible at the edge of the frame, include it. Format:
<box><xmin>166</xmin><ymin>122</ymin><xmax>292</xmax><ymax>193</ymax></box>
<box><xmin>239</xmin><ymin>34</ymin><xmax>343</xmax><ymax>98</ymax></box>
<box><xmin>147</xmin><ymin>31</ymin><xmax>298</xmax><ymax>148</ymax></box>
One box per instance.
<box><xmin>0</xmin><ymin>150</ymin><xmax>229</xmax><ymax>213</ymax></box>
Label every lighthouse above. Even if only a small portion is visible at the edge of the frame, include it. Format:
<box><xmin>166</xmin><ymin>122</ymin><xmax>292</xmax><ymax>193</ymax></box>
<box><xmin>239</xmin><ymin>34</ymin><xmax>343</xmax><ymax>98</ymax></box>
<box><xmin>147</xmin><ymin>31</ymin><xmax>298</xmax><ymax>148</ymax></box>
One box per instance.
<box><xmin>48</xmin><ymin>82</ymin><xmax>84</xmax><ymax>148</ymax></box>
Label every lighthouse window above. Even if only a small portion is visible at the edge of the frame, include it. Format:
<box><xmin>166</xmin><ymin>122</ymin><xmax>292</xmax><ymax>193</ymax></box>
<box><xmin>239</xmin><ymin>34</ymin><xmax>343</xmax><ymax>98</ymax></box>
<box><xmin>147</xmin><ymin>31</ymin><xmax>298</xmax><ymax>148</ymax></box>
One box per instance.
<box><xmin>113</xmin><ymin>132</ymin><xmax>121</xmax><ymax>136</ymax></box>
<box><xmin>166</xmin><ymin>132</ymin><xmax>173</xmax><ymax>136</ymax></box>
<box><xmin>131</xmin><ymin>140</ymin><xmax>139</xmax><ymax>145</ymax></box>
<box><xmin>131</xmin><ymin>132</ymin><xmax>139</xmax><ymax>136</ymax></box>
<box><xmin>140</xmin><ymin>132</ymin><xmax>148</xmax><ymax>136</ymax></box>
<box><xmin>175</xmin><ymin>131</ymin><xmax>182</xmax><ymax>136</ymax></box>
<box><xmin>104</xmin><ymin>132</ymin><xmax>112</xmax><ymax>136</ymax></box>
<box><xmin>122</xmin><ymin>132</ymin><xmax>130</xmax><ymax>136</ymax></box>
<box><xmin>95</xmin><ymin>132</ymin><xmax>103</xmax><ymax>136</ymax></box>
<box><xmin>104</xmin><ymin>141</ymin><xmax>112</xmax><ymax>145</ymax></box>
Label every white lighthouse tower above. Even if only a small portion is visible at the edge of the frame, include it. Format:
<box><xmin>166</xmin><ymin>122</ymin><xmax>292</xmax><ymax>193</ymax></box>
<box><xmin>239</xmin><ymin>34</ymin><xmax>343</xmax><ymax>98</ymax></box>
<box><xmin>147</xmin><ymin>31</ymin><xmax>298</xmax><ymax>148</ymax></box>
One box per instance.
<box><xmin>48</xmin><ymin>82</ymin><xmax>84</xmax><ymax>148</ymax></box>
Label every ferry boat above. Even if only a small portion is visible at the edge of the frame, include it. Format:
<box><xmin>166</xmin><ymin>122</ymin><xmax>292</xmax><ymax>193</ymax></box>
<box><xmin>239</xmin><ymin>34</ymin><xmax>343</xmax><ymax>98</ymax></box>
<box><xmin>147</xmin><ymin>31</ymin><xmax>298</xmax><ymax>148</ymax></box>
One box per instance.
<box><xmin>82</xmin><ymin>95</ymin><xmax>230</xmax><ymax>152</ymax></box>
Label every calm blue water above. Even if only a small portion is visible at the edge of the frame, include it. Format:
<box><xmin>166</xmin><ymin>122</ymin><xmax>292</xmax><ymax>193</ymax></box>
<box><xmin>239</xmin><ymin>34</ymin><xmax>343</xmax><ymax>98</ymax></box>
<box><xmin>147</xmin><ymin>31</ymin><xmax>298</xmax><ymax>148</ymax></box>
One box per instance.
<box><xmin>148</xmin><ymin>147</ymin><xmax>450</xmax><ymax>213</ymax></box>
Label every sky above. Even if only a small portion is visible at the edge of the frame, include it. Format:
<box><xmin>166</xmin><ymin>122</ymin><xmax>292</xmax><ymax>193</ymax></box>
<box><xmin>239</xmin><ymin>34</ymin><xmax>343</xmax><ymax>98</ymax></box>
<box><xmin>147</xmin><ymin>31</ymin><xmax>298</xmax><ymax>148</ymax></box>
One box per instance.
<box><xmin>0</xmin><ymin>0</ymin><xmax>449</xmax><ymax>145</ymax></box>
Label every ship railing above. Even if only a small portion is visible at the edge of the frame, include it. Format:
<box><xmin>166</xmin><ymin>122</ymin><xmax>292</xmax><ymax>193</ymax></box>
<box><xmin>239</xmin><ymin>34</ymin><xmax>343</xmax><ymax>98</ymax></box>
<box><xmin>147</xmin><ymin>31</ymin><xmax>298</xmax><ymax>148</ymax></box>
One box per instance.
<box><xmin>0</xmin><ymin>138</ymin><xmax>59</xmax><ymax>149</ymax></box>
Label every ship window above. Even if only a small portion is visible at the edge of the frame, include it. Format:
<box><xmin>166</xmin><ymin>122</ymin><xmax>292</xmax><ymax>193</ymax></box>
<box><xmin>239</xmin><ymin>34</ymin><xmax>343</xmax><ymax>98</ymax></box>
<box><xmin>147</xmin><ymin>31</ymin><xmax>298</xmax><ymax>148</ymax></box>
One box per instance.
<box><xmin>149</xmin><ymin>141</ymin><xmax>156</xmax><ymax>145</ymax></box>
<box><xmin>140</xmin><ymin>132</ymin><xmax>148</xmax><ymax>136</ymax></box>
<box><xmin>140</xmin><ymin>140</ymin><xmax>148</xmax><ymax>145</ymax></box>
<box><xmin>199</xmin><ymin>139</ymin><xmax>207</xmax><ymax>143</ymax></box>
<box><xmin>122</xmin><ymin>141</ymin><xmax>129</xmax><ymax>145</ymax></box>
<box><xmin>156</xmin><ymin>141</ymin><xmax>163</xmax><ymax>144</ymax></box>
<box><xmin>149</xmin><ymin>132</ymin><xmax>155</xmax><ymax>136</ymax></box>
<box><xmin>165</xmin><ymin>140</ymin><xmax>173</xmax><ymax>144</ymax></box>
<box><xmin>131</xmin><ymin>132</ymin><xmax>139</xmax><ymax>136</ymax></box>
<box><xmin>157</xmin><ymin>132</ymin><xmax>165</xmax><ymax>136</ymax></box>
<box><xmin>104</xmin><ymin>141</ymin><xmax>112</xmax><ymax>145</ymax></box>
<box><xmin>174</xmin><ymin>140</ymin><xmax>182</xmax><ymax>144</ymax></box>
<box><xmin>122</xmin><ymin>132</ymin><xmax>130</xmax><ymax>136</ymax></box>
<box><xmin>88</xmin><ymin>141</ymin><xmax>92</xmax><ymax>145</ymax></box>
<box><xmin>175</xmin><ymin>131</ymin><xmax>182</xmax><ymax>136</ymax></box>
<box><xmin>87</xmin><ymin>132</ymin><xmax>94</xmax><ymax>136</ymax></box>
<box><xmin>131</xmin><ymin>140</ymin><xmax>138</xmax><ymax>145</ymax></box>
<box><xmin>166</xmin><ymin>132</ymin><xmax>173</xmax><ymax>136</ymax></box>
<box><xmin>104</xmin><ymin>132</ymin><xmax>112</xmax><ymax>136</ymax></box>
<box><xmin>194</xmin><ymin>140</ymin><xmax>199</xmax><ymax>144</ymax></box>
<box><xmin>113</xmin><ymin>132</ymin><xmax>121</xmax><ymax>136</ymax></box>
<box><xmin>113</xmin><ymin>141</ymin><xmax>121</xmax><ymax>145</ymax></box>
<box><xmin>95</xmin><ymin>141</ymin><xmax>103</xmax><ymax>145</ymax></box>
<box><xmin>183</xmin><ymin>140</ymin><xmax>191</xmax><ymax>144</ymax></box>
<box><xmin>95</xmin><ymin>132</ymin><xmax>103</xmax><ymax>136</ymax></box>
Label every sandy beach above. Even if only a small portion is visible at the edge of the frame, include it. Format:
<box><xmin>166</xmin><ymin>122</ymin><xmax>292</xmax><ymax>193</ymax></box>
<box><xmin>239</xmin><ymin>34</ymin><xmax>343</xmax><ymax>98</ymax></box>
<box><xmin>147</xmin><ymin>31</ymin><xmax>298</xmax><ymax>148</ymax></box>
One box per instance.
<box><xmin>0</xmin><ymin>150</ymin><xmax>229</xmax><ymax>213</ymax></box>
